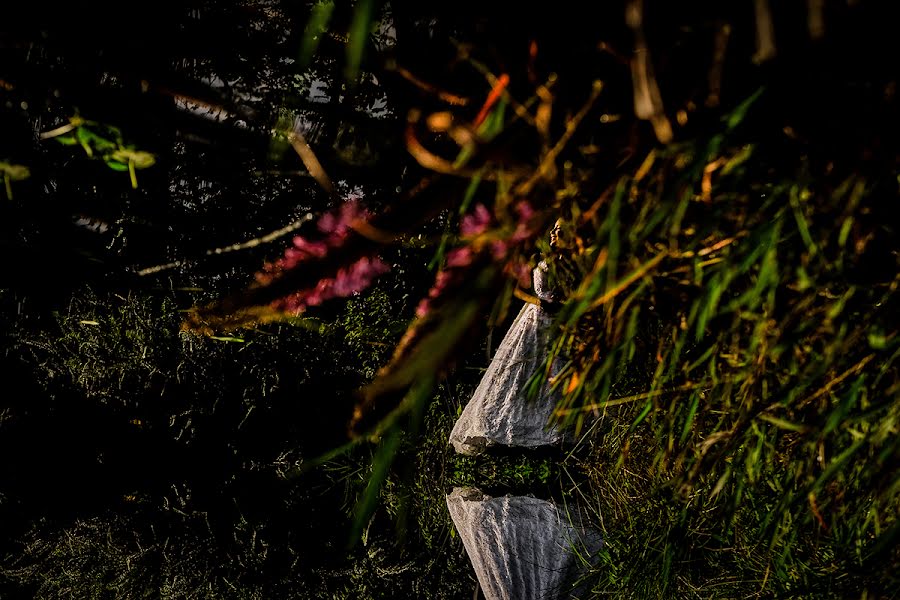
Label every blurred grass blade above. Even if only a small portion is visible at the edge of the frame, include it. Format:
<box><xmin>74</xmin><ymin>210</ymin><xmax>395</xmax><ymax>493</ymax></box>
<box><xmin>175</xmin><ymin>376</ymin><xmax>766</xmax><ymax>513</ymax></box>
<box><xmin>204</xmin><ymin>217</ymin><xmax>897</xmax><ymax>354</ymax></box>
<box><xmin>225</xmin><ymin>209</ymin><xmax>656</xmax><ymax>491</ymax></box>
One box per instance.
<box><xmin>725</xmin><ymin>86</ymin><xmax>764</xmax><ymax>130</ymax></box>
<box><xmin>300</xmin><ymin>1</ymin><xmax>335</xmax><ymax>66</ymax></box>
<box><xmin>346</xmin><ymin>0</ymin><xmax>375</xmax><ymax>81</ymax></box>
<box><xmin>789</xmin><ymin>185</ymin><xmax>818</xmax><ymax>256</ymax></box>
<box><xmin>349</xmin><ymin>426</ymin><xmax>401</xmax><ymax>546</ymax></box>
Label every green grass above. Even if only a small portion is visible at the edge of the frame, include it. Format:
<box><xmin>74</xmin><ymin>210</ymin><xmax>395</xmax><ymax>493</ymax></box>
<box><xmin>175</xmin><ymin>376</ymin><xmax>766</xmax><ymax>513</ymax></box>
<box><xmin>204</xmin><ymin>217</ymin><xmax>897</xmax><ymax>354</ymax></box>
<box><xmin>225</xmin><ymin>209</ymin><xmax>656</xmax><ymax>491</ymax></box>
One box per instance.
<box><xmin>539</xmin><ymin>125</ymin><xmax>900</xmax><ymax>597</ymax></box>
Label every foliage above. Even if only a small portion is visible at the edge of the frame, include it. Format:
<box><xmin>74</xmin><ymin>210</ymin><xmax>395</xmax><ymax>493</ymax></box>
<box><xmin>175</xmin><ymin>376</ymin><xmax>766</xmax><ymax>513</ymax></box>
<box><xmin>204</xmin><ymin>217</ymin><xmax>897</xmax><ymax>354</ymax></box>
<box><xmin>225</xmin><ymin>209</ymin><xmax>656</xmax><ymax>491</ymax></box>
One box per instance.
<box><xmin>0</xmin><ymin>160</ymin><xmax>30</xmax><ymax>200</ymax></box>
<box><xmin>42</xmin><ymin>115</ymin><xmax>156</xmax><ymax>189</ymax></box>
<box><xmin>548</xmin><ymin>124</ymin><xmax>899</xmax><ymax>597</ymax></box>
<box><xmin>0</xmin><ymin>284</ymin><xmax>422</xmax><ymax>597</ymax></box>
<box><xmin>19</xmin><ymin>289</ymin><xmax>176</xmax><ymax>406</ymax></box>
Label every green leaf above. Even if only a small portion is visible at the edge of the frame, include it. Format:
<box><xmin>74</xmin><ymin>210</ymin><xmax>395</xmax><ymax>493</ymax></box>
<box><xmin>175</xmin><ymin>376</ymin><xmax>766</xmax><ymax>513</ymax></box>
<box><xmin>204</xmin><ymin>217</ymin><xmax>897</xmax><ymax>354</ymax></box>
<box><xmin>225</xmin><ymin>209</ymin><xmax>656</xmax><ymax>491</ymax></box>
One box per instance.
<box><xmin>111</xmin><ymin>149</ymin><xmax>156</xmax><ymax>169</ymax></box>
<box><xmin>104</xmin><ymin>158</ymin><xmax>129</xmax><ymax>172</ymax></box>
<box><xmin>130</xmin><ymin>150</ymin><xmax>156</xmax><ymax>169</ymax></box>
<box><xmin>680</xmin><ymin>391</ymin><xmax>701</xmax><ymax>444</ymax></box>
<box><xmin>695</xmin><ymin>273</ymin><xmax>728</xmax><ymax>341</ymax></box>
<box><xmin>795</xmin><ymin>266</ymin><xmax>813</xmax><ymax>291</ymax></box>
<box><xmin>76</xmin><ymin>127</ymin><xmax>95</xmax><ymax>156</ymax></box>
<box><xmin>826</xmin><ymin>287</ymin><xmax>855</xmax><ymax>321</ymax></box>
<box><xmin>0</xmin><ymin>162</ymin><xmax>30</xmax><ymax>181</ymax></box>
<box><xmin>458</xmin><ymin>169</ymin><xmax>484</xmax><ymax>216</ymax></box>
<box><xmin>789</xmin><ymin>185</ymin><xmax>818</xmax><ymax>256</ymax></box>
<box><xmin>759</xmin><ymin>414</ymin><xmax>811</xmax><ymax>433</ymax></box>
<box><xmin>349</xmin><ymin>422</ymin><xmax>402</xmax><ymax>547</ymax></box>
<box><xmin>867</xmin><ymin>331</ymin><xmax>888</xmax><ymax>350</ymax></box>
<box><xmin>838</xmin><ymin>216</ymin><xmax>854</xmax><ymax>248</ymax></box>
<box><xmin>630</xmin><ymin>399</ymin><xmax>653</xmax><ymax>432</ymax></box>
<box><xmin>823</xmin><ymin>375</ymin><xmax>864</xmax><ymax>434</ymax></box>
<box><xmin>724</xmin><ymin>87</ymin><xmax>765</xmax><ymax>130</ymax></box>
<box><xmin>730</xmin><ymin>222</ymin><xmax>780</xmax><ymax>312</ymax></box>
<box><xmin>811</xmin><ymin>437</ymin><xmax>867</xmax><ymax>493</ymax></box>
<box><xmin>476</xmin><ymin>97</ymin><xmax>508</xmax><ymax>141</ymax></box>
<box><xmin>605</xmin><ymin>185</ymin><xmax>622</xmax><ymax>291</ymax></box>
<box><xmin>91</xmin><ymin>134</ymin><xmax>117</xmax><ymax>152</ymax></box>
<box><xmin>721</xmin><ymin>144</ymin><xmax>755</xmax><ymax>176</ymax></box>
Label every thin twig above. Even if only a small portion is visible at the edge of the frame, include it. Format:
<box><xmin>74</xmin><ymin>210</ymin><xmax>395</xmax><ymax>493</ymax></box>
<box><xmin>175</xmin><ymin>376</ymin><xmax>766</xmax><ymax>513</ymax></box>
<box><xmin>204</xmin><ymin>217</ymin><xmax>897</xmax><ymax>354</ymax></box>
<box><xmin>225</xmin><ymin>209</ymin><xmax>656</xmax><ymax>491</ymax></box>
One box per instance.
<box><xmin>287</xmin><ymin>128</ymin><xmax>334</xmax><ymax>196</ymax></box>
<box><xmin>514</xmin><ymin>80</ymin><xmax>604</xmax><ymax>196</ymax></box>
<box><xmin>387</xmin><ymin>62</ymin><xmax>470</xmax><ymax>106</ymax></box>
<box><xmin>137</xmin><ymin>213</ymin><xmax>314</xmax><ymax>276</ymax></box>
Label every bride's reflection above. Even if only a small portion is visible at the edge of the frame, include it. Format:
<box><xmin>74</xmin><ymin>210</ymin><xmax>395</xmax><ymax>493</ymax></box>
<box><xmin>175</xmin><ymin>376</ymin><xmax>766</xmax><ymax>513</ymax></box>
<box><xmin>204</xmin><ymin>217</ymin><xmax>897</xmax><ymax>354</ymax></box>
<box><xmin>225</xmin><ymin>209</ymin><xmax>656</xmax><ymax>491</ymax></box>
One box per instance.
<box><xmin>446</xmin><ymin>487</ymin><xmax>602</xmax><ymax>600</ymax></box>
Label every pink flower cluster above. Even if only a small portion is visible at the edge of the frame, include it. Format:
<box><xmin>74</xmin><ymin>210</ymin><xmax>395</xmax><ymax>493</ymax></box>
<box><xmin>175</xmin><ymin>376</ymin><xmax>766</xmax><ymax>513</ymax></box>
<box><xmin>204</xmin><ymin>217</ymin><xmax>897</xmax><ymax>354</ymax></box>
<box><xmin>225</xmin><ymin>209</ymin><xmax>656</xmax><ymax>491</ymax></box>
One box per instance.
<box><xmin>459</xmin><ymin>201</ymin><xmax>535</xmax><ymax>241</ymax></box>
<box><xmin>257</xmin><ymin>200</ymin><xmax>371</xmax><ymax>282</ymax></box>
<box><xmin>460</xmin><ymin>203</ymin><xmax>492</xmax><ymax>236</ymax></box>
<box><xmin>414</xmin><ymin>200</ymin><xmax>540</xmax><ymax>318</ymax></box>
<box><xmin>255</xmin><ymin>200</ymin><xmax>390</xmax><ymax>314</ymax></box>
<box><xmin>277</xmin><ymin>255</ymin><xmax>389</xmax><ymax>313</ymax></box>
<box><xmin>415</xmin><ymin>246</ymin><xmax>475</xmax><ymax>318</ymax></box>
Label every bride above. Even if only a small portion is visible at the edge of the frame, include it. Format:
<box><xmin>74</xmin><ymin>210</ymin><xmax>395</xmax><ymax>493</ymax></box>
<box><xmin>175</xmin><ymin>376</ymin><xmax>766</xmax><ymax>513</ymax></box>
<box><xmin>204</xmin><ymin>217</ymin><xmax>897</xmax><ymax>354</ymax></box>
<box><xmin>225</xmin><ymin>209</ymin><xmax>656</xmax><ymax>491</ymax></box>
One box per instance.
<box><xmin>449</xmin><ymin>221</ymin><xmax>568</xmax><ymax>455</ymax></box>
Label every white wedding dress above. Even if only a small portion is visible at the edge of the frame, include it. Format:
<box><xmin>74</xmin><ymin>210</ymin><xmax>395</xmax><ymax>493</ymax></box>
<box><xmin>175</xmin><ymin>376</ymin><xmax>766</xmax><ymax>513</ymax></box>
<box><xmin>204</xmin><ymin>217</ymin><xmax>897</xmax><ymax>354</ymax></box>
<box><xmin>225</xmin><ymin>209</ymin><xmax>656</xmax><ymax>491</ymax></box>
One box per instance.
<box><xmin>446</xmin><ymin>487</ymin><xmax>602</xmax><ymax>600</ymax></box>
<box><xmin>449</xmin><ymin>262</ymin><xmax>565</xmax><ymax>455</ymax></box>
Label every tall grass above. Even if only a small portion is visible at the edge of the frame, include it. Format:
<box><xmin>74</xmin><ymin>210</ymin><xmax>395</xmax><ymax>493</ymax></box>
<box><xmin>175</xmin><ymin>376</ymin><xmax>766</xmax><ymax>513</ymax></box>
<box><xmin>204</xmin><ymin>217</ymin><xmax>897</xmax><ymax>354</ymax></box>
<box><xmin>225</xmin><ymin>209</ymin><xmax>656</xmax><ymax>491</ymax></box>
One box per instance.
<box><xmin>540</xmin><ymin>95</ymin><xmax>899</xmax><ymax>596</ymax></box>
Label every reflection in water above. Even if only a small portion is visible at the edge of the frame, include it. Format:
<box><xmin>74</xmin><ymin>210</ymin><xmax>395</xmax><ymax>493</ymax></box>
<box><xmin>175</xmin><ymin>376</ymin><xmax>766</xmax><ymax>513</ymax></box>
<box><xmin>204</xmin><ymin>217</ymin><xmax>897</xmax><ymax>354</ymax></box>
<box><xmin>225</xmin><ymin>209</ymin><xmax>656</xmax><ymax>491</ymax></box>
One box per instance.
<box><xmin>446</xmin><ymin>487</ymin><xmax>602</xmax><ymax>600</ymax></box>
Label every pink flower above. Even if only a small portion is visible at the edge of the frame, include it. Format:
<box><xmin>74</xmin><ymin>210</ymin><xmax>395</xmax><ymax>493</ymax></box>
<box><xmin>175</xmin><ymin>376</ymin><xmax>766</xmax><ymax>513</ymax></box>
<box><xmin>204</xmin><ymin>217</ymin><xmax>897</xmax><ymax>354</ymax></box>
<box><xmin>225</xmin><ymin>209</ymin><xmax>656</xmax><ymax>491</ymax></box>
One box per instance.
<box><xmin>255</xmin><ymin>198</ymin><xmax>389</xmax><ymax>312</ymax></box>
<box><xmin>276</xmin><ymin>256</ymin><xmax>390</xmax><ymax>314</ymax></box>
<box><xmin>446</xmin><ymin>246</ymin><xmax>475</xmax><ymax>268</ymax></box>
<box><xmin>490</xmin><ymin>240</ymin><xmax>509</xmax><ymax>260</ymax></box>
<box><xmin>318</xmin><ymin>199</ymin><xmax>369</xmax><ymax>236</ymax></box>
<box><xmin>333</xmin><ymin>256</ymin><xmax>390</xmax><ymax>297</ymax></box>
<box><xmin>511</xmin><ymin>200</ymin><xmax>538</xmax><ymax>242</ymax></box>
<box><xmin>415</xmin><ymin>200</ymin><xmax>543</xmax><ymax>319</ymax></box>
<box><xmin>515</xmin><ymin>199</ymin><xmax>535</xmax><ymax>222</ymax></box>
<box><xmin>291</xmin><ymin>236</ymin><xmax>329</xmax><ymax>258</ymax></box>
<box><xmin>505</xmin><ymin>260</ymin><xmax>532</xmax><ymax>288</ymax></box>
<box><xmin>460</xmin><ymin>203</ymin><xmax>493</xmax><ymax>237</ymax></box>
<box><xmin>416</xmin><ymin>269</ymin><xmax>458</xmax><ymax>318</ymax></box>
